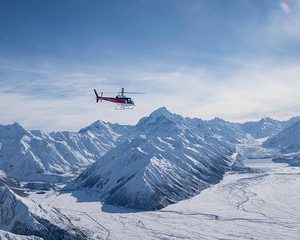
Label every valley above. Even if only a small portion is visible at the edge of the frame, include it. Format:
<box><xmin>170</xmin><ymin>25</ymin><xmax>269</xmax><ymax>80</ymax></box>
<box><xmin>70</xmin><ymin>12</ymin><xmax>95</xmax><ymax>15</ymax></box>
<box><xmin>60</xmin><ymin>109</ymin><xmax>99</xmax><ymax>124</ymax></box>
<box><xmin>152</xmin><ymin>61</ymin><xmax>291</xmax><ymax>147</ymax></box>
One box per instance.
<box><xmin>27</xmin><ymin>144</ymin><xmax>300</xmax><ymax>240</ymax></box>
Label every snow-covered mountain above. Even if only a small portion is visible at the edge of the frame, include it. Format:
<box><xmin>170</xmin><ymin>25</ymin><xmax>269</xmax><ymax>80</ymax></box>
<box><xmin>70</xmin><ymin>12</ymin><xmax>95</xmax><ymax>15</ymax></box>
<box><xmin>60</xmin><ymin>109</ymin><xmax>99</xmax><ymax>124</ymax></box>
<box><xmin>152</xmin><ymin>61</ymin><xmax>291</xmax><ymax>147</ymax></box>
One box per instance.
<box><xmin>0</xmin><ymin>183</ymin><xmax>87</xmax><ymax>240</ymax></box>
<box><xmin>66</xmin><ymin>107</ymin><xmax>240</xmax><ymax>210</ymax></box>
<box><xmin>263</xmin><ymin>120</ymin><xmax>300</xmax><ymax>153</ymax></box>
<box><xmin>0</xmin><ymin>230</ymin><xmax>42</xmax><ymax>240</ymax></box>
<box><xmin>0</xmin><ymin>185</ymin><xmax>44</xmax><ymax>234</ymax></box>
<box><xmin>1</xmin><ymin>109</ymin><xmax>297</xmax><ymax>185</ymax></box>
<box><xmin>0</xmin><ymin>121</ymin><xmax>129</xmax><ymax>182</ymax></box>
<box><xmin>285</xmin><ymin>116</ymin><xmax>300</xmax><ymax>126</ymax></box>
<box><xmin>240</xmin><ymin>117</ymin><xmax>285</xmax><ymax>138</ymax></box>
<box><xmin>239</xmin><ymin>116</ymin><xmax>300</xmax><ymax>139</ymax></box>
<box><xmin>1</xmin><ymin>107</ymin><xmax>300</xmax><ymax>238</ymax></box>
<box><xmin>202</xmin><ymin>117</ymin><xmax>246</xmax><ymax>144</ymax></box>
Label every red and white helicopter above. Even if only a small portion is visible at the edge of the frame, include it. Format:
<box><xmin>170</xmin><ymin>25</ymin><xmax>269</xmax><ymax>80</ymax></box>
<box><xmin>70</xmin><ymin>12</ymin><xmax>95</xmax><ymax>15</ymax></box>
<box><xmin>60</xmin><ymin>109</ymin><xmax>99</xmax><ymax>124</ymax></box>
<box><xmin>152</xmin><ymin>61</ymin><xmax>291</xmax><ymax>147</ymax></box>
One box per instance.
<box><xmin>93</xmin><ymin>88</ymin><xmax>145</xmax><ymax>110</ymax></box>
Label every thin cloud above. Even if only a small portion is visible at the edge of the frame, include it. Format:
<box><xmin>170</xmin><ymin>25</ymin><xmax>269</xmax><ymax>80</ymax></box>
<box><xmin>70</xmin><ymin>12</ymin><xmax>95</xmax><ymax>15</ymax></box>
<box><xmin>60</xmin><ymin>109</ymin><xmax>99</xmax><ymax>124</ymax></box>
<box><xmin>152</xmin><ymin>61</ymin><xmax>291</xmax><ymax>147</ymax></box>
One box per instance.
<box><xmin>1</xmin><ymin>59</ymin><xmax>300</xmax><ymax>131</ymax></box>
<box><xmin>1</xmin><ymin>1</ymin><xmax>300</xmax><ymax>130</ymax></box>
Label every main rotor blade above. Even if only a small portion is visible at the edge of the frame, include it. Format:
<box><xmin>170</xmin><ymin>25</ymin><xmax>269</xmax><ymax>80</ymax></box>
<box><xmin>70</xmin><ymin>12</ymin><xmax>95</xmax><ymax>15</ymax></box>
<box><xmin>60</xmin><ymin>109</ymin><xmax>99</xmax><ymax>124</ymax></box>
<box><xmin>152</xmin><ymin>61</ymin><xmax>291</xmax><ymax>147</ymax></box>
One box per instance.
<box><xmin>96</xmin><ymin>90</ymin><xmax>146</xmax><ymax>95</ymax></box>
<box><xmin>100</xmin><ymin>92</ymin><xmax>119</xmax><ymax>94</ymax></box>
<box><xmin>123</xmin><ymin>92</ymin><xmax>146</xmax><ymax>94</ymax></box>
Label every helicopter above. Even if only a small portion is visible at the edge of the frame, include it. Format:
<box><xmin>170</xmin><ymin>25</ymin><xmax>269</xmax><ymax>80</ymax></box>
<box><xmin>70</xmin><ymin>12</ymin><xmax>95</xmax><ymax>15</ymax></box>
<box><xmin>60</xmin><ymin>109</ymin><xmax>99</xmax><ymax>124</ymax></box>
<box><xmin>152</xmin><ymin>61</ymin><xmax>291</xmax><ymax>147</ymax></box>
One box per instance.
<box><xmin>93</xmin><ymin>88</ymin><xmax>145</xmax><ymax>110</ymax></box>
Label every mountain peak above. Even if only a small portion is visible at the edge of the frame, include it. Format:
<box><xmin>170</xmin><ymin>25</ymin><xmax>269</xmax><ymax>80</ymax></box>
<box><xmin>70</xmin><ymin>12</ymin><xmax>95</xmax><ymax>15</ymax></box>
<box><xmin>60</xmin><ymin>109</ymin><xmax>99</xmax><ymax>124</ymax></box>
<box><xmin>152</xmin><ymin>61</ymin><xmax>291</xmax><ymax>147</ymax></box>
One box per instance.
<box><xmin>11</xmin><ymin>122</ymin><xmax>25</xmax><ymax>129</ymax></box>
<box><xmin>260</xmin><ymin>117</ymin><xmax>276</xmax><ymax>122</ymax></box>
<box><xmin>90</xmin><ymin>119</ymin><xmax>107</xmax><ymax>127</ymax></box>
<box><xmin>150</xmin><ymin>107</ymin><xmax>172</xmax><ymax>117</ymax></box>
<box><xmin>132</xmin><ymin>107</ymin><xmax>188</xmax><ymax>138</ymax></box>
<box><xmin>138</xmin><ymin>107</ymin><xmax>184</xmax><ymax>125</ymax></box>
<box><xmin>148</xmin><ymin>107</ymin><xmax>184</xmax><ymax>122</ymax></box>
<box><xmin>78</xmin><ymin>120</ymin><xmax>109</xmax><ymax>134</ymax></box>
<box><xmin>0</xmin><ymin>122</ymin><xmax>27</xmax><ymax>138</ymax></box>
<box><xmin>210</xmin><ymin>117</ymin><xmax>227</xmax><ymax>123</ymax></box>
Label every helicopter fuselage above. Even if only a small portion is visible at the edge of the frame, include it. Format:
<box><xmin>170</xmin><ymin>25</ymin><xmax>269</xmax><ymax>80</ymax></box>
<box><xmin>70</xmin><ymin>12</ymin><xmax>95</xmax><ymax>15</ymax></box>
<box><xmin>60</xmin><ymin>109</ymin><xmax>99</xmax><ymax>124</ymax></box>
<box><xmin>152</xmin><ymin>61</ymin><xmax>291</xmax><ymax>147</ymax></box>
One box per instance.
<box><xmin>98</xmin><ymin>95</ymin><xmax>134</xmax><ymax>105</ymax></box>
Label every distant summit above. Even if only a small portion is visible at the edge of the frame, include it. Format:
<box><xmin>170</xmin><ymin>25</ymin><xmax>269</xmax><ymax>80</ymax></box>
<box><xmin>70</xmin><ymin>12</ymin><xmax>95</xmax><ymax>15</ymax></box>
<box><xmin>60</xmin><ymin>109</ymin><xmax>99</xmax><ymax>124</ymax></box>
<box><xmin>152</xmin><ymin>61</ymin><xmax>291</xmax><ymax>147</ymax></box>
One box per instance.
<box><xmin>0</xmin><ymin>121</ymin><xmax>128</xmax><ymax>182</ymax></box>
<box><xmin>263</xmin><ymin>120</ymin><xmax>300</xmax><ymax>153</ymax></box>
<box><xmin>0</xmin><ymin>122</ymin><xmax>27</xmax><ymax>139</ymax></box>
<box><xmin>240</xmin><ymin>117</ymin><xmax>285</xmax><ymax>138</ymax></box>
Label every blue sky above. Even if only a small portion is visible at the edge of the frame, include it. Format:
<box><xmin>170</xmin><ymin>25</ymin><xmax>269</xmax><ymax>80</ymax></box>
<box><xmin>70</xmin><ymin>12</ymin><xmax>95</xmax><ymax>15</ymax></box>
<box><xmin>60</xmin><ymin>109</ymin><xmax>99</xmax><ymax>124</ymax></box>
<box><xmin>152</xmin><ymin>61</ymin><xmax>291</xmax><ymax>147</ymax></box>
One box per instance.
<box><xmin>1</xmin><ymin>0</ymin><xmax>300</xmax><ymax>130</ymax></box>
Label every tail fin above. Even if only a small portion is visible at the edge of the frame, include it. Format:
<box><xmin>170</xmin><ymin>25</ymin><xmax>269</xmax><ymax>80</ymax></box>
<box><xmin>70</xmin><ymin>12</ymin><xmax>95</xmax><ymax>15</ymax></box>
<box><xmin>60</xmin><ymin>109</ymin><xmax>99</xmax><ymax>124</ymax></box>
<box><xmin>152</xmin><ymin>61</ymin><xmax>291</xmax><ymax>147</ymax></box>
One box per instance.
<box><xmin>94</xmin><ymin>89</ymin><xmax>100</xmax><ymax>102</ymax></box>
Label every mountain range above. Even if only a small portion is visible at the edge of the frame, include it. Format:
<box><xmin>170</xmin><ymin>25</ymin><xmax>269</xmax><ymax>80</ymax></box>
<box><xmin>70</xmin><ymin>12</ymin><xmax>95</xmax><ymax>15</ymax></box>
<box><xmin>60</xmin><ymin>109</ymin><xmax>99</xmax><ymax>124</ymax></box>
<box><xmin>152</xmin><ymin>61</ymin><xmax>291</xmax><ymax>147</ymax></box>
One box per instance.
<box><xmin>65</xmin><ymin>108</ymin><xmax>300</xmax><ymax>210</ymax></box>
<box><xmin>1</xmin><ymin>107</ymin><xmax>300</xmax><ymax>239</ymax></box>
<box><xmin>0</xmin><ymin>107</ymin><xmax>299</xmax><ymax>211</ymax></box>
<box><xmin>0</xmin><ymin>121</ymin><xmax>129</xmax><ymax>182</ymax></box>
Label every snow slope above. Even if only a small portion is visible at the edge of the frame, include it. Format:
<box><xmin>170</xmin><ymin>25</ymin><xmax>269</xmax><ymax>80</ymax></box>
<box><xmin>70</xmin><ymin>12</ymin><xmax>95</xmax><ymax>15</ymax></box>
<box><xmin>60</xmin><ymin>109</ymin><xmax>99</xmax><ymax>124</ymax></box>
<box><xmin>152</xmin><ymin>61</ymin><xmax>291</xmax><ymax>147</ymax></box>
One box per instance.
<box><xmin>0</xmin><ymin>170</ymin><xmax>19</xmax><ymax>188</ymax></box>
<box><xmin>0</xmin><ymin>185</ymin><xmax>45</xmax><ymax>233</ymax></box>
<box><xmin>201</xmin><ymin>117</ymin><xmax>246</xmax><ymax>144</ymax></box>
<box><xmin>239</xmin><ymin>116</ymin><xmax>300</xmax><ymax>139</ymax></box>
<box><xmin>0</xmin><ymin>230</ymin><xmax>42</xmax><ymax>240</ymax></box>
<box><xmin>240</xmin><ymin>117</ymin><xmax>285</xmax><ymax>138</ymax></box>
<box><xmin>263</xmin><ymin>120</ymin><xmax>300</xmax><ymax>153</ymax></box>
<box><xmin>0</xmin><ymin>121</ymin><xmax>129</xmax><ymax>182</ymax></box>
<box><xmin>0</xmin><ymin>182</ymin><xmax>89</xmax><ymax>240</ymax></box>
<box><xmin>66</xmin><ymin>107</ymin><xmax>241</xmax><ymax>210</ymax></box>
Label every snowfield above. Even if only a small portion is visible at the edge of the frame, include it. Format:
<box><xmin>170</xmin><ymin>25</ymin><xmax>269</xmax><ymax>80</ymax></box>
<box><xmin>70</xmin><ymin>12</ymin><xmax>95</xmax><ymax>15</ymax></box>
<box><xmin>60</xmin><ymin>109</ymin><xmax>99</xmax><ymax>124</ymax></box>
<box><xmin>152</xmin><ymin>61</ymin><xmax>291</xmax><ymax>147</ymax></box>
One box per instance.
<box><xmin>27</xmin><ymin>156</ymin><xmax>300</xmax><ymax>240</ymax></box>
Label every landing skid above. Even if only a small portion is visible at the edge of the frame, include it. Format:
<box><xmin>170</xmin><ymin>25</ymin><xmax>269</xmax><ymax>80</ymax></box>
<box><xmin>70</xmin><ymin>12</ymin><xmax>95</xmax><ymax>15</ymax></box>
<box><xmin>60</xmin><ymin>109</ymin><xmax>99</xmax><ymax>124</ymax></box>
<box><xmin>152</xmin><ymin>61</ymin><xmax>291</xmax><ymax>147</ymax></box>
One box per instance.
<box><xmin>115</xmin><ymin>104</ymin><xmax>135</xmax><ymax>110</ymax></box>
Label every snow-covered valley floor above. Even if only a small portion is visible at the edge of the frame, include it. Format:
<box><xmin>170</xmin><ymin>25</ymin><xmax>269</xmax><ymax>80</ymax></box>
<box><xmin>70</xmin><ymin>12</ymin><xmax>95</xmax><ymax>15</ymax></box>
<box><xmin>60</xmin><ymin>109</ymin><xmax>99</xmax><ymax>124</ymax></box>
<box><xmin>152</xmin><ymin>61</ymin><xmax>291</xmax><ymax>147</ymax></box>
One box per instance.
<box><xmin>27</xmin><ymin>158</ymin><xmax>300</xmax><ymax>240</ymax></box>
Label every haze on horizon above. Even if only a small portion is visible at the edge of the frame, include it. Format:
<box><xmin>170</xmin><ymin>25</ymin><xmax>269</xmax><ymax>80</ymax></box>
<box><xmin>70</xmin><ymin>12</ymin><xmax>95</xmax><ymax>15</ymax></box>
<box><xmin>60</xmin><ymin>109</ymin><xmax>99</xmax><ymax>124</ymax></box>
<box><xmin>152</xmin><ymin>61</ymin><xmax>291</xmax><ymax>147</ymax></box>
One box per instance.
<box><xmin>1</xmin><ymin>0</ymin><xmax>300</xmax><ymax>131</ymax></box>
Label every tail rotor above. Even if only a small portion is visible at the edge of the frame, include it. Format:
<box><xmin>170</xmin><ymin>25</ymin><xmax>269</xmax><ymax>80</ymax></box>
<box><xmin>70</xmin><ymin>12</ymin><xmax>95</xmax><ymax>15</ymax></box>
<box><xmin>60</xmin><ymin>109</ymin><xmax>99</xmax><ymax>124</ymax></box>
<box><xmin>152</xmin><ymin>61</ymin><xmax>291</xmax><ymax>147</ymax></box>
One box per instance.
<box><xmin>94</xmin><ymin>89</ymin><xmax>102</xmax><ymax>102</ymax></box>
